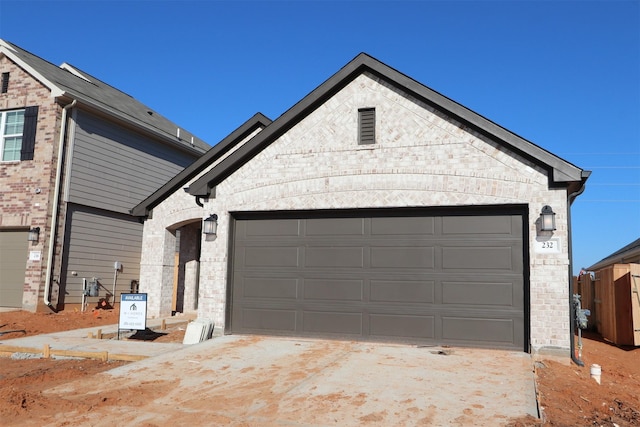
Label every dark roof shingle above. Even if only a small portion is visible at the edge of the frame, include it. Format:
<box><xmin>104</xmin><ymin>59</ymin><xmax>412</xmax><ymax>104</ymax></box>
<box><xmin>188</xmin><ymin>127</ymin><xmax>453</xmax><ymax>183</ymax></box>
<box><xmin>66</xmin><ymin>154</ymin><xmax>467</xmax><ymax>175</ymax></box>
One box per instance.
<box><xmin>0</xmin><ymin>39</ymin><xmax>209</xmax><ymax>154</ymax></box>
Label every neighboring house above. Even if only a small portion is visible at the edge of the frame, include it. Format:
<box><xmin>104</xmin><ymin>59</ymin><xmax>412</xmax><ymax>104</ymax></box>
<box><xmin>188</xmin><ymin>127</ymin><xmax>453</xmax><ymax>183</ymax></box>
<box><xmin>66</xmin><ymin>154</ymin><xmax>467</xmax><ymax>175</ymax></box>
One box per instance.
<box><xmin>133</xmin><ymin>53</ymin><xmax>590</xmax><ymax>355</ymax></box>
<box><xmin>584</xmin><ymin>238</ymin><xmax>640</xmax><ymax>346</ymax></box>
<box><xmin>587</xmin><ymin>238</ymin><xmax>640</xmax><ymax>271</ymax></box>
<box><xmin>0</xmin><ymin>40</ymin><xmax>208</xmax><ymax>312</ymax></box>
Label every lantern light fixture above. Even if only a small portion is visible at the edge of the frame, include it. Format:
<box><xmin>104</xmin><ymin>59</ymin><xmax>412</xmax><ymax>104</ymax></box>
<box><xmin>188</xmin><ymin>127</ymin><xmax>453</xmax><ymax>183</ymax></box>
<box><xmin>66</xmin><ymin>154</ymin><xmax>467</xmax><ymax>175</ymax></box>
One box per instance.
<box><xmin>28</xmin><ymin>227</ymin><xmax>40</xmax><ymax>242</ymax></box>
<box><xmin>540</xmin><ymin>205</ymin><xmax>556</xmax><ymax>231</ymax></box>
<box><xmin>203</xmin><ymin>214</ymin><xmax>218</xmax><ymax>236</ymax></box>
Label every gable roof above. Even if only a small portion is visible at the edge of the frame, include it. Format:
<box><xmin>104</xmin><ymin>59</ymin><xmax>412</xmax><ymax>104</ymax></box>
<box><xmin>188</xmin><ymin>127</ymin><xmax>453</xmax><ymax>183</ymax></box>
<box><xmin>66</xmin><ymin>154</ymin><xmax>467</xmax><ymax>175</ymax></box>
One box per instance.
<box><xmin>587</xmin><ymin>238</ymin><xmax>640</xmax><ymax>271</ymax></box>
<box><xmin>131</xmin><ymin>113</ymin><xmax>272</xmax><ymax>217</ymax></box>
<box><xmin>0</xmin><ymin>39</ymin><xmax>209</xmax><ymax>155</ymax></box>
<box><xmin>187</xmin><ymin>52</ymin><xmax>590</xmax><ymax>198</ymax></box>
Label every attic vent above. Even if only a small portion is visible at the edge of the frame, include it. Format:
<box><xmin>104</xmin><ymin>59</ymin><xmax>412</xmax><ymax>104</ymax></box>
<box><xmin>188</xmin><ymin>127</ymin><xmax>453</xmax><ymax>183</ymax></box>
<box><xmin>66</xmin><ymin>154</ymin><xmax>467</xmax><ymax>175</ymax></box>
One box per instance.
<box><xmin>1</xmin><ymin>72</ymin><xmax>8</xmax><ymax>93</ymax></box>
<box><xmin>358</xmin><ymin>108</ymin><xmax>375</xmax><ymax>145</ymax></box>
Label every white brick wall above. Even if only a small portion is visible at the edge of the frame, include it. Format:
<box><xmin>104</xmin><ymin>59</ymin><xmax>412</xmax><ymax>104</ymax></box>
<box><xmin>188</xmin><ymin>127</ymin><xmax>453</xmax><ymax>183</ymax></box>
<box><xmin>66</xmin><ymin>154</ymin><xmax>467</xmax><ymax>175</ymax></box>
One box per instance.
<box><xmin>141</xmin><ymin>72</ymin><xmax>571</xmax><ymax>352</ymax></box>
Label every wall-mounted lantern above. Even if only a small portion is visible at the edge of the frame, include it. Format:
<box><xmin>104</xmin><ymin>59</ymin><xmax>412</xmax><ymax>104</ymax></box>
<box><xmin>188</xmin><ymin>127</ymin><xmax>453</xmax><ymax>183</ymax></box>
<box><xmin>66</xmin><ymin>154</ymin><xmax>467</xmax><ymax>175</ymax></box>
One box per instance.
<box><xmin>28</xmin><ymin>227</ymin><xmax>40</xmax><ymax>242</ymax></box>
<box><xmin>540</xmin><ymin>205</ymin><xmax>556</xmax><ymax>231</ymax></box>
<box><xmin>203</xmin><ymin>214</ymin><xmax>218</xmax><ymax>236</ymax></box>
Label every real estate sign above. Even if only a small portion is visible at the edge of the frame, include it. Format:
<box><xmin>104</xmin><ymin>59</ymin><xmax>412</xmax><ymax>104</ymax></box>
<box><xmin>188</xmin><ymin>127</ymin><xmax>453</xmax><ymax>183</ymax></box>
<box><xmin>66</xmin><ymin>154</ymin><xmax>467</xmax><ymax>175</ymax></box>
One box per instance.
<box><xmin>119</xmin><ymin>293</ymin><xmax>147</xmax><ymax>331</ymax></box>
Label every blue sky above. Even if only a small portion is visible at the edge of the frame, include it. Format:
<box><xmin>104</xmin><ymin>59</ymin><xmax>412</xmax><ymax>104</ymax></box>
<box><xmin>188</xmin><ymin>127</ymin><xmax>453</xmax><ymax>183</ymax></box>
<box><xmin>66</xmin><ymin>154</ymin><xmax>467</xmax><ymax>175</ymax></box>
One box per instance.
<box><xmin>1</xmin><ymin>0</ymin><xmax>638</xmax><ymax>273</ymax></box>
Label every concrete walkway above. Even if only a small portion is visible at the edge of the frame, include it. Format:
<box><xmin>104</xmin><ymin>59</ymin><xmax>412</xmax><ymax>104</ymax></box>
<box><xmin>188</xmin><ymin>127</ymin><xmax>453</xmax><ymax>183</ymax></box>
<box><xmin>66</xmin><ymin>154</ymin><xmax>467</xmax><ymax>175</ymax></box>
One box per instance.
<box><xmin>0</xmin><ymin>316</ymin><xmax>189</xmax><ymax>360</ymax></box>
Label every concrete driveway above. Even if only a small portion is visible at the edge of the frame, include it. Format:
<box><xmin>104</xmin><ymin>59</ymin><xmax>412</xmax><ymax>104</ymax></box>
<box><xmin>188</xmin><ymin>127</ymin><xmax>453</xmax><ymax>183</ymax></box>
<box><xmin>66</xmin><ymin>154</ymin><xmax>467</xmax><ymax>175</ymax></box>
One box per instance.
<box><xmin>42</xmin><ymin>335</ymin><xmax>538</xmax><ymax>426</ymax></box>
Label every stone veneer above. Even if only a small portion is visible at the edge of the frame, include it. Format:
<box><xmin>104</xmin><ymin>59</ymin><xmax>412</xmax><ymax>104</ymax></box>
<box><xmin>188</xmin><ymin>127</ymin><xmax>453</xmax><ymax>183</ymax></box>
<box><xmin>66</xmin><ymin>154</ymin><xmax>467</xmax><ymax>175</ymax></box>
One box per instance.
<box><xmin>0</xmin><ymin>56</ymin><xmax>62</xmax><ymax>311</ymax></box>
<box><xmin>140</xmin><ymin>73</ymin><xmax>571</xmax><ymax>353</ymax></box>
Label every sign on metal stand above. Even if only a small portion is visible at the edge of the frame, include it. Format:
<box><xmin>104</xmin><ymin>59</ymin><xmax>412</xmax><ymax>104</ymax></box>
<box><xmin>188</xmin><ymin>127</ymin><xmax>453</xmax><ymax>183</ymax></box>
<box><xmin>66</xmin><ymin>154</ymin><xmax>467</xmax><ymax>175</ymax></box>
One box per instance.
<box><xmin>118</xmin><ymin>293</ymin><xmax>147</xmax><ymax>340</ymax></box>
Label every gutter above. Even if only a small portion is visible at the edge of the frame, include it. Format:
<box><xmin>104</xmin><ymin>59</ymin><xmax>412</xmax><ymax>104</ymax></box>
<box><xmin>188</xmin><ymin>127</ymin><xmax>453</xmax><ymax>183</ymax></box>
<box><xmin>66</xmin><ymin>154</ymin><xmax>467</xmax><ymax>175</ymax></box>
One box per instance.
<box><xmin>567</xmin><ymin>180</ymin><xmax>587</xmax><ymax>366</ymax></box>
<box><xmin>44</xmin><ymin>99</ymin><xmax>76</xmax><ymax>309</ymax></box>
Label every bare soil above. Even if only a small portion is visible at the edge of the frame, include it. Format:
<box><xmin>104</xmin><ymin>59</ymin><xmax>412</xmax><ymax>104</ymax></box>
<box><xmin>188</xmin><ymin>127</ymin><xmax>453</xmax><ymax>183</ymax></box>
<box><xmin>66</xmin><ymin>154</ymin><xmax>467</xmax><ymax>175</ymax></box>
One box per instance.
<box><xmin>1</xmin><ymin>310</ymin><xmax>638</xmax><ymax>426</ymax></box>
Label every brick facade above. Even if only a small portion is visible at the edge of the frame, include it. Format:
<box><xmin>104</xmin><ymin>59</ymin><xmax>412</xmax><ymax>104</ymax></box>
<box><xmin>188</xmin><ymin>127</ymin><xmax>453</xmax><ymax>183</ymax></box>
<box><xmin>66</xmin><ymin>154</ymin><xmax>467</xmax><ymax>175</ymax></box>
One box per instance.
<box><xmin>0</xmin><ymin>56</ymin><xmax>61</xmax><ymax>311</ymax></box>
<box><xmin>140</xmin><ymin>72</ymin><xmax>573</xmax><ymax>353</ymax></box>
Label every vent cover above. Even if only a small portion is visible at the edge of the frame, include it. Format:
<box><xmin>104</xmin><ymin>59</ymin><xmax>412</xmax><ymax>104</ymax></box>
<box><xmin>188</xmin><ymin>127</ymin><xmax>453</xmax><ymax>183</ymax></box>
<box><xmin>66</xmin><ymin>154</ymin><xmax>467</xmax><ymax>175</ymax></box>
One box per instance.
<box><xmin>1</xmin><ymin>72</ymin><xmax>8</xmax><ymax>93</ymax></box>
<box><xmin>358</xmin><ymin>107</ymin><xmax>375</xmax><ymax>145</ymax></box>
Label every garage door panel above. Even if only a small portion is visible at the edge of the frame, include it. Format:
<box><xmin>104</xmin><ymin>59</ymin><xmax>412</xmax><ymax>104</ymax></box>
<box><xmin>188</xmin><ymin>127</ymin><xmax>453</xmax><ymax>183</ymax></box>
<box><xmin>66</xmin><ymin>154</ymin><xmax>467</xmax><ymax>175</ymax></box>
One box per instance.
<box><xmin>303</xmin><ymin>311</ymin><xmax>362</xmax><ymax>335</ymax></box>
<box><xmin>305</xmin><ymin>247</ymin><xmax>364</xmax><ymax>268</ymax></box>
<box><xmin>370</xmin><ymin>279</ymin><xmax>435</xmax><ymax>303</ymax></box>
<box><xmin>244</xmin><ymin>219</ymin><xmax>300</xmax><ymax>237</ymax></box>
<box><xmin>441</xmin><ymin>316</ymin><xmax>523</xmax><ymax>346</ymax></box>
<box><xmin>442</xmin><ymin>215</ymin><xmax>514</xmax><ymax>235</ymax></box>
<box><xmin>442</xmin><ymin>246</ymin><xmax>515</xmax><ymax>270</ymax></box>
<box><xmin>371</xmin><ymin>247</ymin><xmax>435</xmax><ymax>269</ymax></box>
<box><xmin>242</xmin><ymin>308</ymin><xmax>297</xmax><ymax>332</ymax></box>
<box><xmin>372</xmin><ymin>217</ymin><xmax>435</xmax><ymax>235</ymax></box>
<box><xmin>442</xmin><ymin>281</ymin><xmax>518</xmax><ymax>307</ymax></box>
<box><xmin>244</xmin><ymin>247</ymin><xmax>300</xmax><ymax>268</ymax></box>
<box><xmin>369</xmin><ymin>313</ymin><xmax>435</xmax><ymax>339</ymax></box>
<box><xmin>242</xmin><ymin>277</ymin><xmax>299</xmax><ymax>299</ymax></box>
<box><xmin>304</xmin><ymin>279</ymin><xmax>363</xmax><ymax>301</ymax></box>
<box><xmin>306</xmin><ymin>218</ymin><xmax>364</xmax><ymax>236</ymax></box>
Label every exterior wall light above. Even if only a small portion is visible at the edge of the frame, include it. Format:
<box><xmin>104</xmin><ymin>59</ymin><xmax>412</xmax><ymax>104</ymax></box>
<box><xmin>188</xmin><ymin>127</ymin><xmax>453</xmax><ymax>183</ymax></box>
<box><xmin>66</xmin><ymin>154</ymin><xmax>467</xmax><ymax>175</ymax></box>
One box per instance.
<box><xmin>203</xmin><ymin>214</ymin><xmax>218</xmax><ymax>236</ymax></box>
<box><xmin>540</xmin><ymin>205</ymin><xmax>556</xmax><ymax>231</ymax></box>
<box><xmin>28</xmin><ymin>227</ymin><xmax>40</xmax><ymax>242</ymax></box>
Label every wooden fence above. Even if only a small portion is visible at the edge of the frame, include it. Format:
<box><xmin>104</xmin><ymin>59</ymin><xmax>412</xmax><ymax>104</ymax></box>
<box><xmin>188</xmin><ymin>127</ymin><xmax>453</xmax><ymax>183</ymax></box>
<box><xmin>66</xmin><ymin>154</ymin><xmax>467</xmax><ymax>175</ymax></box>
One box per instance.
<box><xmin>574</xmin><ymin>263</ymin><xmax>640</xmax><ymax>346</ymax></box>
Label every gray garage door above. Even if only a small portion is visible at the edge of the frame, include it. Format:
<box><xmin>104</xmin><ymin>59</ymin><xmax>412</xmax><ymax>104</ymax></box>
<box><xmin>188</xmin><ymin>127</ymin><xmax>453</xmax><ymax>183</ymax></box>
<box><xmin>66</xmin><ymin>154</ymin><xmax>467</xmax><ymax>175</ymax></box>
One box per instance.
<box><xmin>0</xmin><ymin>230</ymin><xmax>29</xmax><ymax>308</ymax></box>
<box><xmin>230</xmin><ymin>211</ymin><xmax>526</xmax><ymax>350</ymax></box>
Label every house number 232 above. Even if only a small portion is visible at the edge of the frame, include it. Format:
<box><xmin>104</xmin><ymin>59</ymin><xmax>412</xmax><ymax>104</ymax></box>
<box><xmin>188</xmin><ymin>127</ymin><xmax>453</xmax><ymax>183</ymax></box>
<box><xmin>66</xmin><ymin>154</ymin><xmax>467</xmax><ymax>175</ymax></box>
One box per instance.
<box><xmin>536</xmin><ymin>238</ymin><xmax>560</xmax><ymax>253</ymax></box>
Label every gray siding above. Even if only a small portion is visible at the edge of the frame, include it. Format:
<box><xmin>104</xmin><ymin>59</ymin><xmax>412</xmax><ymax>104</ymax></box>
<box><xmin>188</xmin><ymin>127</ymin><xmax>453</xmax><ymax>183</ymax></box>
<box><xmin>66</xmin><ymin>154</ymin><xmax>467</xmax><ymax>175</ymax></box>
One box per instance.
<box><xmin>68</xmin><ymin>110</ymin><xmax>196</xmax><ymax>214</ymax></box>
<box><xmin>59</xmin><ymin>205</ymin><xmax>143</xmax><ymax>306</ymax></box>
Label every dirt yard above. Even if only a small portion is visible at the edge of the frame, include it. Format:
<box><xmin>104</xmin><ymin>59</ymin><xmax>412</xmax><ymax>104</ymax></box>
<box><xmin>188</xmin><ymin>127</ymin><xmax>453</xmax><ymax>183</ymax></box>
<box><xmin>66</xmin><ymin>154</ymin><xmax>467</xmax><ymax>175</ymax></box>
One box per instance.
<box><xmin>1</xmin><ymin>310</ymin><xmax>638</xmax><ymax>426</ymax></box>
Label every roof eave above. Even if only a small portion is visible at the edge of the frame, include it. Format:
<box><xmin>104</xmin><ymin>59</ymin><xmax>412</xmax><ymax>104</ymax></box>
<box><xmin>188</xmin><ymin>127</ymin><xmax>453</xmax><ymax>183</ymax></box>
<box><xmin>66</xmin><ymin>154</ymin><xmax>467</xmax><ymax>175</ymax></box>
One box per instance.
<box><xmin>362</xmin><ymin>56</ymin><xmax>586</xmax><ymax>188</ymax></box>
<box><xmin>55</xmin><ymin>93</ymin><xmax>206</xmax><ymax>157</ymax></box>
<box><xmin>1</xmin><ymin>42</ymin><xmax>66</xmax><ymax>99</ymax></box>
<box><xmin>1</xmin><ymin>39</ymin><xmax>208</xmax><ymax>156</ymax></box>
<box><xmin>588</xmin><ymin>249</ymin><xmax>640</xmax><ymax>271</ymax></box>
<box><xmin>187</xmin><ymin>56</ymin><xmax>370</xmax><ymax>197</ymax></box>
<box><xmin>131</xmin><ymin>113</ymin><xmax>272</xmax><ymax>217</ymax></box>
<box><xmin>587</xmin><ymin>238</ymin><xmax>640</xmax><ymax>271</ymax></box>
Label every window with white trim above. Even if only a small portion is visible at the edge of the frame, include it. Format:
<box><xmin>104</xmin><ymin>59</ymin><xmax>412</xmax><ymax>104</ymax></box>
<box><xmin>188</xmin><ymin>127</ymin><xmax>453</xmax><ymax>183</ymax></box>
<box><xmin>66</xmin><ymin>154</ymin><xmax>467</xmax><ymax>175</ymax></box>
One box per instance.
<box><xmin>1</xmin><ymin>109</ymin><xmax>25</xmax><ymax>161</ymax></box>
<box><xmin>0</xmin><ymin>106</ymin><xmax>37</xmax><ymax>162</ymax></box>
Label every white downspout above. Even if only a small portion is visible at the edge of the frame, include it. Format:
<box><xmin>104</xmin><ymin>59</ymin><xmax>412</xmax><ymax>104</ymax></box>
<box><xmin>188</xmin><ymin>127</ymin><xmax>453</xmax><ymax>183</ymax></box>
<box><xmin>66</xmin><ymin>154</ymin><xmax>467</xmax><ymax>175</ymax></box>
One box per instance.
<box><xmin>44</xmin><ymin>99</ymin><xmax>76</xmax><ymax>309</ymax></box>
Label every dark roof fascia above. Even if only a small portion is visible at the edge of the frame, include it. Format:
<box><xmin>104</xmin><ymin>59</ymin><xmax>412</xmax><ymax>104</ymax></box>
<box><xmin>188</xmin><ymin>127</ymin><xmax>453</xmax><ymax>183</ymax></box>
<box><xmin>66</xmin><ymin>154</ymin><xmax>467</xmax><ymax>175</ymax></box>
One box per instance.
<box><xmin>369</xmin><ymin>65</ymin><xmax>590</xmax><ymax>188</ymax></box>
<box><xmin>188</xmin><ymin>53</ymin><xmax>587</xmax><ymax>197</ymax></box>
<box><xmin>131</xmin><ymin>113</ymin><xmax>272</xmax><ymax>217</ymax></box>
<box><xmin>587</xmin><ymin>238</ymin><xmax>640</xmax><ymax>271</ymax></box>
<box><xmin>188</xmin><ymin>56</ymin><xmax>367</xmax><ymax>197</ymax></box>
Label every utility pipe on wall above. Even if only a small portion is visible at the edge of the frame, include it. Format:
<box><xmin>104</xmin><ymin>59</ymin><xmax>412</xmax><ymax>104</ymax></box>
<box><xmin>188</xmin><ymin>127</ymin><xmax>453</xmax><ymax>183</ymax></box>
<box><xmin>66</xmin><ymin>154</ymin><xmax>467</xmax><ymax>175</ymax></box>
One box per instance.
<box><xmin>44</xmin><ymin>99</ymin><xmax>76</xmax><ymax>309</ymax></box>
<box><xmin>568</xmin><ymin>183</ymin><xmax>587</xmax><ymax>367</ymax></box>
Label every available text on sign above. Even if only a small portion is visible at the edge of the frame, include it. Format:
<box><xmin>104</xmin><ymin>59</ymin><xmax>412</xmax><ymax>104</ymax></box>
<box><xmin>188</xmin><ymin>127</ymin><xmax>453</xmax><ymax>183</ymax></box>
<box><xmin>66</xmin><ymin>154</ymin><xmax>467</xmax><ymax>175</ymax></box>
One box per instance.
<box><xmin>119</xmin><ymin>293</ymin><xmax>148</xmax><ymax>331</ymax></box>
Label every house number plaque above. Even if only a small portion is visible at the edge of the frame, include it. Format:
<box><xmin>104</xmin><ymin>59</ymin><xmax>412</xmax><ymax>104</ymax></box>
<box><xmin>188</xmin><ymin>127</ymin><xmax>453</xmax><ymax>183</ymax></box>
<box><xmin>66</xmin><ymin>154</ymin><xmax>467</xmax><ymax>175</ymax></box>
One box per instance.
<box><xmin>535</xmin><ymin>237</ymin><xmax>561</xmax><ymax>254</ymax></box>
